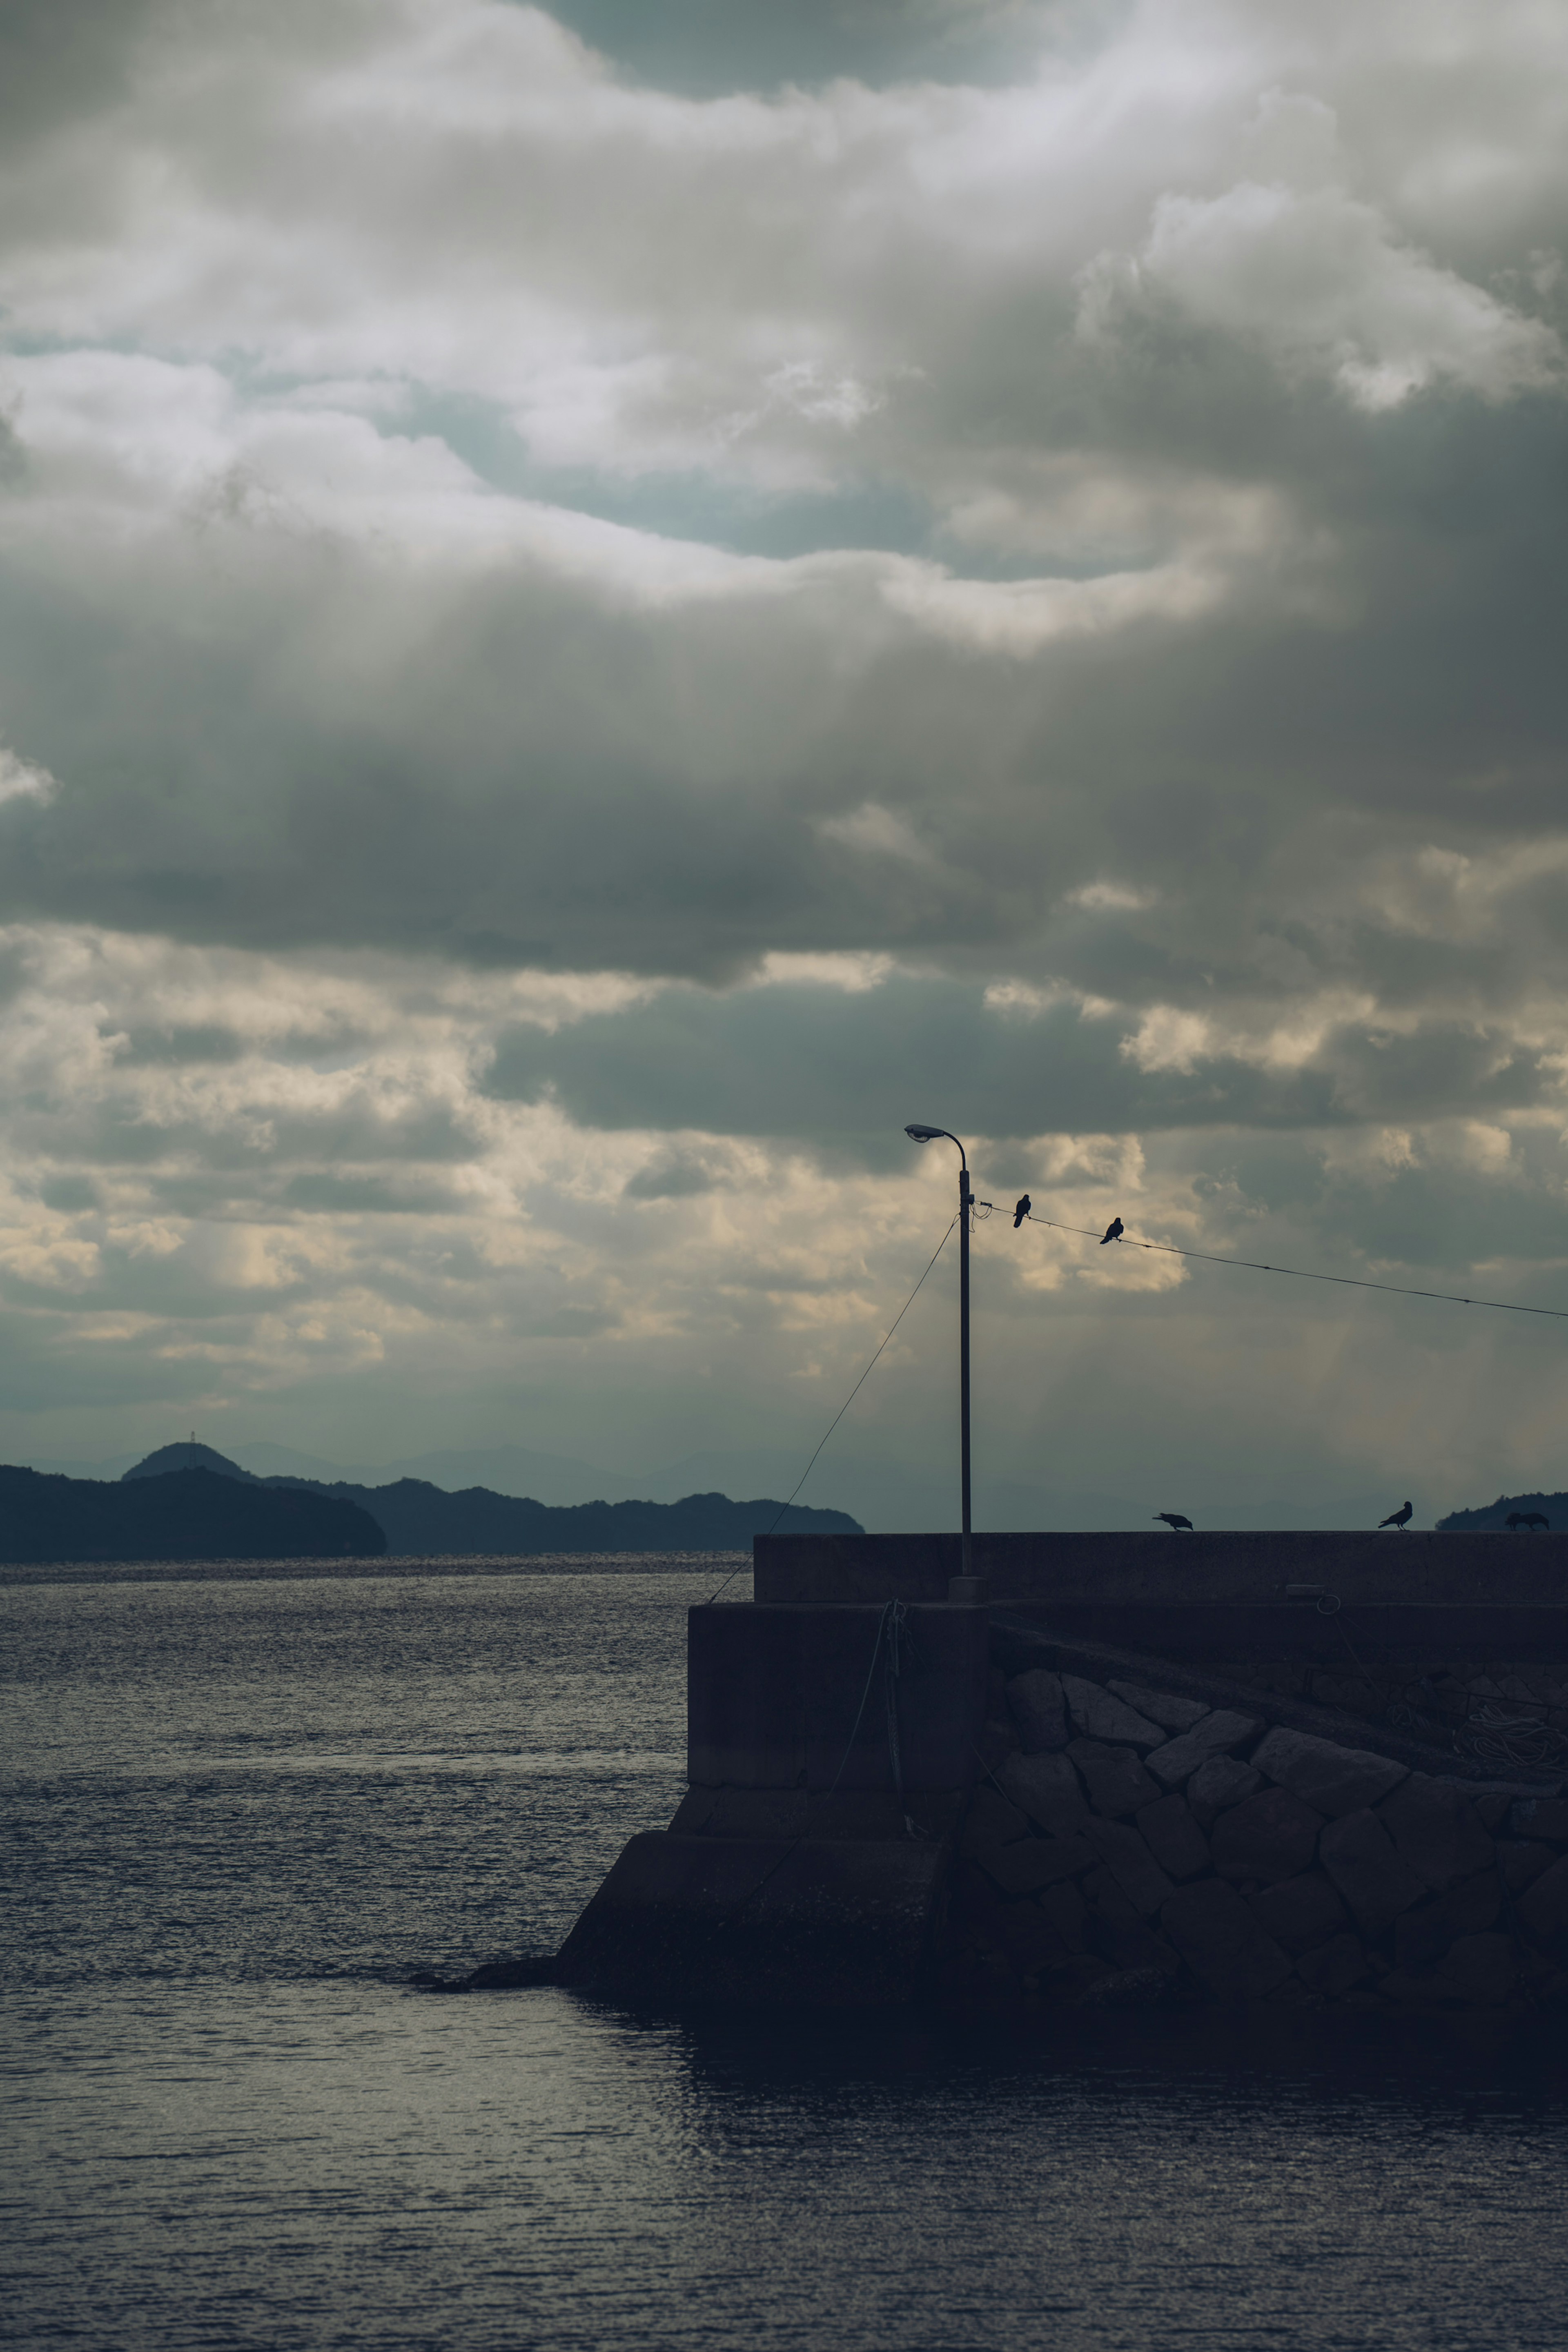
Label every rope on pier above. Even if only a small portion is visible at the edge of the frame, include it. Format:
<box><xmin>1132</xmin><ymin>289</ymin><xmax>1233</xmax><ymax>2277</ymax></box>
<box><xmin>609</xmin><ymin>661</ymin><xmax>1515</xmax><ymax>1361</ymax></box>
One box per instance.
<box><xmin>1455</xmin><ymin>1704</ymin><xmax>1568</xmax><ymax>1773</ymax></box>
<box><xmin>1325</xmin><ymin>1597</ymin><xmax>1568</xmax><ymax>1773</ymax></box>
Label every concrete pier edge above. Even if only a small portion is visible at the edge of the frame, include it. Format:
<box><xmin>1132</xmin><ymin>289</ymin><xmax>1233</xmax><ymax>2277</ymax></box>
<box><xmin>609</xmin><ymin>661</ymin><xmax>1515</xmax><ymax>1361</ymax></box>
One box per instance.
<box><xmin>463</xmin><ymin>1535</ymin><xmax>1568</xmax><ymax>2012</ymax></box>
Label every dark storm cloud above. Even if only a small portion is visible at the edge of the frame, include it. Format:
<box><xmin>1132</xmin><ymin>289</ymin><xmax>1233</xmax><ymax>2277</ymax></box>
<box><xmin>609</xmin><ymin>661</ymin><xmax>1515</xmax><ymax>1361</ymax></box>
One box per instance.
<box><xmin>111</xmin><ymin>1025</ymin><xmax>249</xmax><ymax>1067</ymax></box>
<box><xmin>0</xmin><ymin>0</ymin><xmax>169</xmax><ymax>149</ymax></box>
<box><xmin>622</xmin><ymin>1148</ymin><xmax>737</xmax><ymax>1199</ymax></box>
<box><xmin>1</xmin><ymin>388</ymin><xmax>1566</xmax><ymax>1013</ymax></box>
<box><xmin>0</xmin><ymin>0</ymin><xmax>1566</xmax><ymax>1510</ymax></box>
<box><xmin>0</xmin><ymin>1303</ymin><xmax>215</xmax><ymax>1412</ymax></box>
<box><xmin>485</xmin><ymin>975</ymin><xmax>1559</xmax><ymax>1154</ymax></box>
<box><xmin>107</xmin><ymin>1020</ymin><xmax>373</xmax><ymax>1067</ymax></box>
<box><xmin>278</xmin><ymin>1172</ymin><xmax>469</xmax><ymax>1214</ymax></box>
<box><xmin>0</xmin><ymin>0</ymin><xmax>1561</xmax><ymax>1037</ymax></box>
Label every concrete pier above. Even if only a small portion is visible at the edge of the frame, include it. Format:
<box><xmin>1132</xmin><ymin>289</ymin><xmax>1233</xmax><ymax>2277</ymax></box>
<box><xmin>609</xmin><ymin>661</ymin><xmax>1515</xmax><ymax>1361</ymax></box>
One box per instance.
<box><xmin>554</xmin><ymin>1602</ymin><xmax>988</xmax><ymax>2005</ymax></box>
<box><xmin>755</xmin><ymin>1530</ymin><xmax>1568</xmax><ymax>1662</ymax></box>
<box><xmin>546</xmin><ymin>1534</ymin><xmax>1568</xmax><ymax>2015</ymax></box>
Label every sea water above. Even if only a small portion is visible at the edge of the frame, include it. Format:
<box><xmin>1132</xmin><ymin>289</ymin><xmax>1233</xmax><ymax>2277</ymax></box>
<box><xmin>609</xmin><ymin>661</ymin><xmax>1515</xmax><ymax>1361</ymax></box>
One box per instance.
<box><xmin>3</xmin><ymin>1563</ymin><xmax>1567</xmax><ymax>2350</ymax></box>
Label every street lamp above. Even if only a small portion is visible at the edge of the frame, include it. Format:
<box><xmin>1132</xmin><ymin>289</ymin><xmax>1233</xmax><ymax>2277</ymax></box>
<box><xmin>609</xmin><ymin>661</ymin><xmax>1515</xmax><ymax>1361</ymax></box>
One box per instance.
<box><xmin>904</xmin><ymin>1124</ymin><xmax>980</xmax><ymax>1592</ymax></box>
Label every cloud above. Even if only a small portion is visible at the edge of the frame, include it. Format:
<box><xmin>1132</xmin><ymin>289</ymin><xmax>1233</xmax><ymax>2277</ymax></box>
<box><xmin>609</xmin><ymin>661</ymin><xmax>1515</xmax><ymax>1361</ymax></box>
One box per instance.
<box><xmin>0</xmin><ymin>0</ymin><xmax>1563</xmax><ymax>1517</ymax></box>
<box><xmin>0</xmin><ymin>919</ymin><xmax>1563</xmax><ymax>1517</ymax></box>
<box><xmin>0</xmin><ymin>0</ymin><xmax>1561</xmax><ymax>1007</ymax></box>
<box><xmin>484</xmin><ymin>966</ymin><xmax>1565</xmax><ymax>1152</ymax></box>
<box><xmin>1079</xmin><ymin>180</ymin><xmax>1561</xmax><ymax>410</ymax></box>
<box><xmin>0</xmin><ymin>744</ymin><xmax>56</xmax><ymax>806</ymax></box>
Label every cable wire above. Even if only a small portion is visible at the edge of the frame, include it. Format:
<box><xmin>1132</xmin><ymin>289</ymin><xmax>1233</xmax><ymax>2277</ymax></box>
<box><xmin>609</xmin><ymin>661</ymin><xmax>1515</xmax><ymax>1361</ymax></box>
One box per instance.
<box><xmin>706</xmin><ymin>1212</ymin><xmax>960</xmax><ymax>1604</ymax></box>
<box><xmin>1022</xmin><ymin>1213</ymin><xmax>1568</xmax><ymax>1321</ymax></box>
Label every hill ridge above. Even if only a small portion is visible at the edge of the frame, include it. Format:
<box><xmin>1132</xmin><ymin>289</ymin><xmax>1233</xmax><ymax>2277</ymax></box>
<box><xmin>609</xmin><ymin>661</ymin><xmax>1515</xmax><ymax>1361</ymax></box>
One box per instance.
<box><xmin>103</xmin><ymin>1446</ymin><xmax>864</xmax><ymax>1555</ymax></box>
<box><xmin>257</xmin><ymin>1470</ymin><xmax>861</xmax><ymax>1553</ymax></box>
<box><xmin>0</xmin><ymin>1464</ymin><xmax>383</xmax><ymax>1565</ymax></box>
<box><xmin>1437</xmin><ymin>1489</ymin><xmax>1564</xmax><ymax>1532</ymax></box>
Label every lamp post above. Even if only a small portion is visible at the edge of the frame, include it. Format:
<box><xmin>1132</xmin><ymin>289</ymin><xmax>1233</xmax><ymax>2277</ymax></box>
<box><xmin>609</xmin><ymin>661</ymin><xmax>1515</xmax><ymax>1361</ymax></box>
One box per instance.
<box><xmin>904</xmin><ymin>1125</ymin><xmax>982</xmax><ymax>1595</ymax></box>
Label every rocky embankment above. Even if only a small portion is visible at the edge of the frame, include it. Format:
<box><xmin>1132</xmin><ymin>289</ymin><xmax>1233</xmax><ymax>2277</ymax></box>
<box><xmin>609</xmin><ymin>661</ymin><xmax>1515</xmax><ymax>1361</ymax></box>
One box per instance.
<box><xmin>946</xmin><ymin>1637</ymin><xmax>1568</xmax><ymax>2013</ymax></box>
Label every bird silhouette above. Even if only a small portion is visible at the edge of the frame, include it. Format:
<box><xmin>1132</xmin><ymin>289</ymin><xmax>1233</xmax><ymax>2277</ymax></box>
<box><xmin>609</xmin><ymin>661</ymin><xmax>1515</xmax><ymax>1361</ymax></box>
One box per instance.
<box><xmin>1013</xmin><ymin>1194</ymin><xmax>1031</xmax><ymax>1228</ymax></box>
<box><xmin>1154</xmin><ymin>1511</ymin><xmax>1193</xmax><ymax>1532</ymax></box>
<box><xmin>1379</xmin><ymin>1501</ymin><xmax>1413</xmax><ymax>1530</ymax></box>
<box><xmin>1101</xmin><ymin>1216</ymin><xmax>1124</xmax><ymax>1245</ymax></box>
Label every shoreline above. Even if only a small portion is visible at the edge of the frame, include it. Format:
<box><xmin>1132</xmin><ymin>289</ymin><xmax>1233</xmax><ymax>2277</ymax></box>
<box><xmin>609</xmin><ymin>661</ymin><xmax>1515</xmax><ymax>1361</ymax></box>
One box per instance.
<box><xmin>0</xmin><ymin>1550</ymin><xmax>753</xmax><ymax>1587</ymax></box>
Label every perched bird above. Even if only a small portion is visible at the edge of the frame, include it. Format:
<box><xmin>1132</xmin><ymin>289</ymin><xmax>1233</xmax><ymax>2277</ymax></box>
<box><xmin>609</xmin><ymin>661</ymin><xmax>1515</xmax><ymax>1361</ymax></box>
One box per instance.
<box><xmin>1100</xmin><ymin>1216</ymin><xmax>1124</xmax><ymax>1245</ymax></box>
<box><xmin>1013</xmin><ymin>1194</ymin><xmax>1031</xmax><ymax>1229</ymax></box>
<box><xmin>1154</xmin><ymin>1511</ymin><xmax>1194</xmax><ymax>1532</ymax></box>
<box><xmin>1379</xmin><ymin>1501</ymin><xmax>1413</xmax><ymax>1530</ymax></box>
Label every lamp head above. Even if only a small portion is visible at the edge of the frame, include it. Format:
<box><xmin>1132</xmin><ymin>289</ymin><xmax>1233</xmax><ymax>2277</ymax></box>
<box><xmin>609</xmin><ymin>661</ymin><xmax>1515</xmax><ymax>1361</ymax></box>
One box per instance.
<box><xmin>904</xmin><ymin>1124</ymin><xmax>944</xmax><ymax>1142</ymax></box>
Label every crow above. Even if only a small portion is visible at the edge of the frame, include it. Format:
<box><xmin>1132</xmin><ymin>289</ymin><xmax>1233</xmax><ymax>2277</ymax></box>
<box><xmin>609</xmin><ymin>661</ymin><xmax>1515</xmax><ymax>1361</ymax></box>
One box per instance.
<box><xmin>1013</xmin><ymin>1194</ymin><xmax>1031</xmax><ymax>1228</ymax></box>
<box><xmin>1379</xmin><ymin>1501</ymin><xmax>1413</xmax><ymax>1530</ymax></box>
<box><xmin>1101</xmin><ymin>1216</ymin><xmax>1124</xmax><ymax>1245</ymax></box>
<box><xmin>1506</xmin><ymin>1511</ymin><xmax>1550</xmax><ymax>1532</ymax></box>
<box><xmin>1154</xmin><ymin>1511</ymin><xmax>1193</xmax><ymax>1531</ymax></box>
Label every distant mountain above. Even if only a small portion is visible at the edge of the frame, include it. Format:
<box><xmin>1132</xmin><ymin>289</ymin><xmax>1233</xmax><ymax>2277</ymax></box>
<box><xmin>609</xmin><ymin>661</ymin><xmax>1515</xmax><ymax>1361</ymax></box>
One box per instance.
<box><xmin>261</xmin><ymin>1477</ymin><xmax>860</xmax><ymax>1554</ymax></box>
<box><xmin>122</xmin><ymin>1441</ymin><xmax>261</xmax><ymax>1483</ymax></box>
<box><xmin>235</xmin><ymin>1441</ymin><xmax>623</xmax><ymax>1506</ymax></box>
<box><xmin>1437</xmin><ymin>1490</ymin><xmax>1564</xmax><ymax>1532</ymax></box>
<box><xmin>113</xmin><ymin>1446</ymin><xmax>862</xmax><ymax>1553</ymax></box>
<box><xmin>24</xmin><ymin>1439</ymin><xmax>627</xmax><ymax>1503</ymax></box>
<box><xmin>0</xmin><ymin>1465</ymin><xmax>384</xmax><ymax>1565</ymax></box>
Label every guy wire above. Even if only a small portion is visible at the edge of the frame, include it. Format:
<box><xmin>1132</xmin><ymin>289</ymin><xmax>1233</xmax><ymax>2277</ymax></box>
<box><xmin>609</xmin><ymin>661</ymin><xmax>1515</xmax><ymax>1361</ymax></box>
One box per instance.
<box><xmin>706</xmin><ymin>1212</ymin><xmax>961</xmax><ymax>1604</ymax></box>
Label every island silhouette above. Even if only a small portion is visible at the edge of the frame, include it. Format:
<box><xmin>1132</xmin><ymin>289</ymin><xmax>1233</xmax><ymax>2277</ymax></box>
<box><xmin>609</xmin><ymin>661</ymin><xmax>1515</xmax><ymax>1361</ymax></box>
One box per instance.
<box><xmin>0</xmin><ymin>1462</ymin><xmax>382</xmax><ymax>1565</ymax></box>
<box><xmin>0</xmin><ymin>1443</ymin><xmax>862</xmax><ymax>1564</ymax></box>
<box><xmin>1437</xmin><ymin>1490</ymin><xmax>1563</xmax><ymax>1532</ymax></box>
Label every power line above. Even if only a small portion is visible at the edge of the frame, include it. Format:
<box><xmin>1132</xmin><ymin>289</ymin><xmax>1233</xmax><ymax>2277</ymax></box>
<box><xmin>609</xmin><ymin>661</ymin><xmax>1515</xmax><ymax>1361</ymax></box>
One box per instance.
<box><xmin>1022</xmin><ymin>1212</ymin><xmax>1568</xmax><ymax>1321</ymax></box>
<box><xmin>706</xmin><ymin>1212</ymin><xmax>960</xmax><ymax>1604</ymax></box>
<box><xmin>708</xmin><ymin>1198</ymin><xmax>1561</xmax><ymax>1614</ymax></box>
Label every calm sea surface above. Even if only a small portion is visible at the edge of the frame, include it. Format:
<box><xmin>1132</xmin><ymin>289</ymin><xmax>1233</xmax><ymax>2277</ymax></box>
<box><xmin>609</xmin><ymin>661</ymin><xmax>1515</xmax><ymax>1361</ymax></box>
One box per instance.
<box><xmin>4</xmin><ymin>1561</ymin><xmax>1568</xmax><ymax>2350</ymax></box>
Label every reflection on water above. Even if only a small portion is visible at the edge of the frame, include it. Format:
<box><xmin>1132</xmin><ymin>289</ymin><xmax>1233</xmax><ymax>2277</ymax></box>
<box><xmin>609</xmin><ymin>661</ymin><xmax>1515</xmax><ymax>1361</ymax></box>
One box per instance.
<box><xmin>3</xmin><ymin>1569</ymin><xmax>1567</xmax><ymax>2350</ymax></box>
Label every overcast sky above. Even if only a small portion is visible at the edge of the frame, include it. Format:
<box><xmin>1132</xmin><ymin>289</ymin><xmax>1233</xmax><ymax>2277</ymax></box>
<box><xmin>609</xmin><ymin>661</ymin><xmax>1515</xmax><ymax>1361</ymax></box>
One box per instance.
<box><xmin>0</xmin><ymin>0</ymin><xmax>1564</xmax><ymax>1525</ymax></box>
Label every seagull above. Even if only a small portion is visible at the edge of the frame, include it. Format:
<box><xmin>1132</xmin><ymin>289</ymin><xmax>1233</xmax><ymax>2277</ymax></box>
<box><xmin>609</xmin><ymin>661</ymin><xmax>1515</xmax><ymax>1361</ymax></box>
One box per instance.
<box><xmin>1013</xmin><ymin>1194</ymin><xmax>1031</xmax><ymax>1228</ymax></box>
<box><xmin>1379</xmin><ymin>1501</ymin><xmax>1413</xmax><ymax>1530</ymax></box>
<box><xmin>1100</xmin><ymin>1217</ymin><xmax>1124</xmax><ymax>1244</ymax></box>
<box><xmin>1154</xmin><ymin>1511</ymin><xmax>1194</xmax><ymax>1531</ymax></box>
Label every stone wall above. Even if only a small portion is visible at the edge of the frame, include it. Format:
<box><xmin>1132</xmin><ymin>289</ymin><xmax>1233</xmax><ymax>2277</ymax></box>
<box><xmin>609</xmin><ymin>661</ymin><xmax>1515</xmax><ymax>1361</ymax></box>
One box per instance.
<box><xmin>943</xmin><ymin>1628</ymin><xmax>1568</xmax><ymax>2013</ymax></box>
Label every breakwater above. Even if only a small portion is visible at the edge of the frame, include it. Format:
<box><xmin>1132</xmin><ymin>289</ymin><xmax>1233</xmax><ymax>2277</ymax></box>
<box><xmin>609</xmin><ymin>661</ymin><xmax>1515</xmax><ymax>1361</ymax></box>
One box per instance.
<box><xmin>524</xmin><ymin>1533</ymin><xmax>1568</xmax><ymax>2016</ymax></box>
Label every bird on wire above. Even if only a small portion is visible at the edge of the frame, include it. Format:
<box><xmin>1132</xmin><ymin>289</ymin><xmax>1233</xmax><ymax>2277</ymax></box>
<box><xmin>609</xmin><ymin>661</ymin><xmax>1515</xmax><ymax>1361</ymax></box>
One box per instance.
<box><xmin>1013</xmin><ymin>1194</ymin><xmax>1031</xmax><ymax>1229</ymax></box>
<box><xmin>1100</xmin><ymin>1217</ymin><xmax>1124</xmax><ymax>1244</ymax></box>
<box><xmin>1154</xmin><ymin>1511</ymin><xmax>1194</xmax><ymax>1532</ymax></box>
<box><xmin>1379</xmin><ymin>1501</ymin><xmax>1413</xmax><ymax>1530</ymax></box>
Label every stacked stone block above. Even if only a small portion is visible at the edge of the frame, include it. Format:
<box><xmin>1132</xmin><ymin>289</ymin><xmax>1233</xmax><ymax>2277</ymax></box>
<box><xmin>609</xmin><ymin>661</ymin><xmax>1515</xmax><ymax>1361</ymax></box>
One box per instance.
<box><xmin>944</xmin><ymin>1662</ymin><xmax>1568</xmax><ymax>2011</ymax></box>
